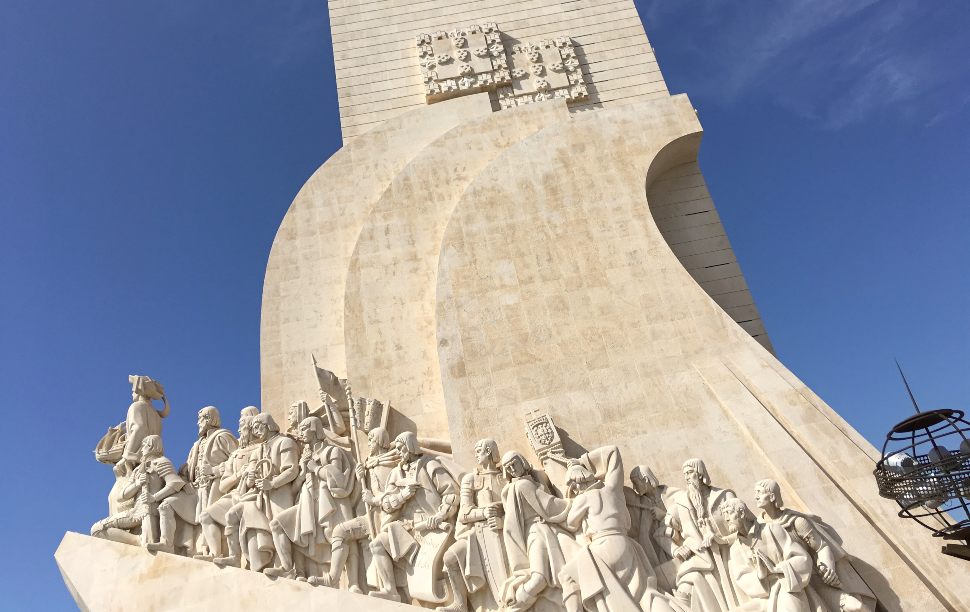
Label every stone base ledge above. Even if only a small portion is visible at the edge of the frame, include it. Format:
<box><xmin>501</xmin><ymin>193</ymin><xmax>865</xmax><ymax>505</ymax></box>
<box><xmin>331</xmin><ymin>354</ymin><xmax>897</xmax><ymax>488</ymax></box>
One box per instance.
<box><xmin>55</xmin><ymin>532</ymin><xmax>416</xmax><ymax>611</ymax></box>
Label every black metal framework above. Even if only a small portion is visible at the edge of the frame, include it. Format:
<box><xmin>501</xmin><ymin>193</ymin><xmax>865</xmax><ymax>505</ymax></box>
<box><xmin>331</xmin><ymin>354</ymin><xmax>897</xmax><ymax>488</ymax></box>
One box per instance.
<box><xmin>873</xmin><ymin>408</ymin><xmax>970</xmax><ymax>560</ymax></box>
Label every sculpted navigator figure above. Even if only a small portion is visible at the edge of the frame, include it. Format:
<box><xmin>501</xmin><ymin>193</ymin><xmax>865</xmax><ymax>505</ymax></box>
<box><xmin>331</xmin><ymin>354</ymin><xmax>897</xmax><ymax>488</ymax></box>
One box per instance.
<box><xmin>196</xmin><ymin>409</ymin><xmax>259</xmax><ymax>561</ymax></box>
<box><xmin>368</xmin><ymin>431</ymin><xmax>460</xmax><ymax>603</ymax></box>
<box><xmin>666</xmin><ymin>458</ymin><xmax>739</xmax><ymax>611</ymax></box>
<box><xmin>215</xmin><ymin>413</ymin><xmax>299</xmax><ymax>571</ymax></box>
<box><xmin>627</xmin><ymin>465</ymin><xmax>676</xmax><ymax>593</ymax></box>
<box><xmin>559</xmin><ymin>447</ymin><xmax>676</xmax><ymax>612</ymax></box>
<box><xmin>311</xmin><ymin>426</ymin><xmax>397</xmax><ymax>592</ymax></box>
<box><xmin>268</xmin><ymin>416</ymin><xmax>357</xmax><ymax>580</ymax></box>
<box><xmin>183</xmin><ymin>406</ymin><xmax>237</xmax><ymax>538</ymax></box>
<box><xmin>720</xmin><ymin>498</ymin><xmax>824</xmax><ymax>612</ymax></box>
<box><xmin>438</xmin><ymin>438</ymin><xmax>509</xmax><ymax>612</ymax></box>
<box><xmin>499</xmin><ymin>451</ymin><xmax>572</xmax><ymax>612</ymax></box>
<box><xmin>754</xmin><ymin>480</ymin><xmax>875</xmax><ymax>612</ymax></box>
<box><xmin>121</xmin><ymin>375</ymin><xmax>170</xmax><ymax>470</ymax></box>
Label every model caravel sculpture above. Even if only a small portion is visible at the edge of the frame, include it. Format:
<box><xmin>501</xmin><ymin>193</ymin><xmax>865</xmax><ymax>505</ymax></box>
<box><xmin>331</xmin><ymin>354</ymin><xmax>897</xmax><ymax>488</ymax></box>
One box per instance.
<box><xmin>90</xmin><ymin>372</ymin><xmax>876</xmax><ymax>612</ymax></box>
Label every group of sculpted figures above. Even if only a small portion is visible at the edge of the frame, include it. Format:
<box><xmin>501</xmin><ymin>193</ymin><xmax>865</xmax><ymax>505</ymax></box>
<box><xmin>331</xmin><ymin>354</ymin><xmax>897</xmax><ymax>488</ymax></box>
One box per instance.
<box><xmin>91</xmin><ymin>375</ymin><xmax>879</xmax><ymax>612</ymax></box>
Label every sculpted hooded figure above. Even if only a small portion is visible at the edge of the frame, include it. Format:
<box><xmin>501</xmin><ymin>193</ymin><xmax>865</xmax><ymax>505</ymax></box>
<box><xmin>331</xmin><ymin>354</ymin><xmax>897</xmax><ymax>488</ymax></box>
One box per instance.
<box><xmin>499</xmin><ymin>451</ymin><xmax>572</xmax><ymax>612</ymax></box>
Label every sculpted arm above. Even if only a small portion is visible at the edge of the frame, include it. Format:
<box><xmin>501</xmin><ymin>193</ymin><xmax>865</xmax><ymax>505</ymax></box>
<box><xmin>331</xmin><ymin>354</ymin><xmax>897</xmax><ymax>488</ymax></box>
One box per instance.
<box><xmin>271</xmin><ymin>441</ymin><xmax>299</xmax><ymax>489</ymax></box>
<box><xmin>458</xmin><ymin>474</ymin><xmax>486</xmax><ymax>525</ymax></box>
<box><xmin>218</xmin><ymin>453</ymin><xmax>243</xmax><ymax>494</ymax></box>
<box><xmin>322</xmin><ymin>450</ymin><xmax>355</xmax><ymax>498</ymax></box>
<box><xmin>431</xmin><ymin>462</ymin><xmax>460</xmax><ymax>522</ymax></box>
<box><xmin>152</xmin><ymin>460</ymin><xmax>186</xmax><ymax>501</ymax></box>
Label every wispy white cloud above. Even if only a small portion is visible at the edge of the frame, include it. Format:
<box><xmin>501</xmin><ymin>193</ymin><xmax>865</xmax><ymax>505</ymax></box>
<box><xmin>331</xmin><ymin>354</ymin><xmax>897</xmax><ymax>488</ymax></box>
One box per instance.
<box><xmin>642</xmin><ymin>0</ymin><xmax>970</xmax><ymax>128</ymax></box>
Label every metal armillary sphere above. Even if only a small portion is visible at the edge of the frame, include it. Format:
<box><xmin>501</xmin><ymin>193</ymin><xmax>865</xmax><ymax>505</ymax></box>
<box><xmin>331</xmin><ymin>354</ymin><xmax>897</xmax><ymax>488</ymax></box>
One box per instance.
<box><xmin>873</xmin><ymin>364</ymin><xmax>970</xmax><ymax>561</ymax></box>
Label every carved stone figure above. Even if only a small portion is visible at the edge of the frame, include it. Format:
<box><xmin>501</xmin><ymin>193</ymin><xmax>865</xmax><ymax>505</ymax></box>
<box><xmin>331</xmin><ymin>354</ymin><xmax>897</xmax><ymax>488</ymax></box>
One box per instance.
<box><xmin>438</xmin><ymin>439</ymin><xmax>509</xmax><ymax>612</ymax></box>
<box><xmin>754</xmin><ymin>479</ymin><xmax>875</xmax><ymax>612</ymax></box>
<box><xmin>499</xmin><ymin>451</ymin><xmax>572</xmax><ymax>612</ymax></box>
<box><xmin>626</xmin><ymin>465</ymin><xmax>677</xmax><ymax>592</ymax></box>
<box><xmin>121</xmin><ymin>375</ymin><xmax>170</xmax><ymax>470</ymax></box>
<box><xmin>310</xmin><ymin>426</ymin><xmax>396</xmax><ymax>592</ymax></box>
<box><xmin>719</xmin><ymin>498</ymin><xmax>825</xmax><ymax>612</ymax></box>
<box><xmin>267</xmin><ymin>416</ymin><xmax>357</xmax><ymax>580</ymax></box>
<box><xmin>214</xmin><ymin>413</ymin><xmax>299</xmax><ymax>572</ymax></box>
<box><xmin>196</xmin><ymin>410</ymin><xmax>258</xmax><ymax>561</ymax></box>
<box><xmin>183</xmin><ymin>407</ymin><xmax>237</xmax><ymax>533</ymax></box>
<box><xmin>92</xmin><ymin>434</ymin><xmax>196</xmax><ymax>554</ymax></box>
<box><xmin>665</xmin><ymin>458</ymin><xmax>739</xmax><ymax>611</ymax></box>
<box><xmin>367</xmin><ymin>431</ymin><xmax>460</xmax><ymax>603</ymax></box>
<box><xmin>286</xmin><ymin>401</ymin><xmax>310</xmax><ymax>440</ymax></box>
<box><xmin>559</xmin><ymin>447</ymin><xmax>676</xmax><ymax>612</ymax></box>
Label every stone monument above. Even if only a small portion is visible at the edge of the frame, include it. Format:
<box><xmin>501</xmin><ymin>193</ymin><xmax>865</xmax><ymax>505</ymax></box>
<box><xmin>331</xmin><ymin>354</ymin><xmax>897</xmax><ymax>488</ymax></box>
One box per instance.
<box><xmin>57</xmin><ymin>1</ymin><xmax>970</xmax><ymax>611</ymax></box>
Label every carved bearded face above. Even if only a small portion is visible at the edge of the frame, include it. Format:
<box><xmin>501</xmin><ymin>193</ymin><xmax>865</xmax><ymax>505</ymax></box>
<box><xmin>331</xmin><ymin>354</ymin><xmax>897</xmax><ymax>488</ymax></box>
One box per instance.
<box><xmin>367</xmin><ymin>432</ymin><xmax>381</xmax><ymax>455</ymax></box>
<box><xmin>683</xmin><ymin>464</ymin><xmax>702</xmax><ymax>488</ymax></box>
<box><xmin>287</xmin><ymin>404</ymin><xmax>300</xmax><ymax>429</ymax></box>
<box><xmin>251</xmin><ymin>419</ymin><xmax>268</xmax><ymax>442</ymax></box>
<box><xmin>197</xmin><ymin>410</ymin><xmax>211</xmax><ymax>435</ymax></box>
<box><xmin>238</xmin><ymin>418</ymin><xmax>252</xmax><ymax>446</ymax></box>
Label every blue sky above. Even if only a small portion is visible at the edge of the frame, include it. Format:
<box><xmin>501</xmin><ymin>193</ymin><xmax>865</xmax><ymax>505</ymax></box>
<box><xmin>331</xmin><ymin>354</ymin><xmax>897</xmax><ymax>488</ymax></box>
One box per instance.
<box><xmin>1</xmin><ymin>1</ymin><xmax>967</xmax><ymax>608</ymax></box>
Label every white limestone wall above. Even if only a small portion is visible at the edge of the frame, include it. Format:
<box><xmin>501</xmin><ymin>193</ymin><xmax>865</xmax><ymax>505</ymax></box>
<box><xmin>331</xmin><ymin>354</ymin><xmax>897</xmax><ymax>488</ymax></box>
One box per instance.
<box><xmin>328</xmin><ymin>0</ymin><xmax>669</xmax><ymax>139</ymax></box>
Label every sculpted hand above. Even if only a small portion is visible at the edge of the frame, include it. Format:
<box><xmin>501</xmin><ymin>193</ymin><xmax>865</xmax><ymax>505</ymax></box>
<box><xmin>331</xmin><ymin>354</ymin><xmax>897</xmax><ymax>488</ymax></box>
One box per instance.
<box><xmin>818</xmin><ymin>562</ymin><xmax>841</xmax><ymax>587</ymax></box>
<box><xmin>256</xmin><ymin>476</ymin><xmax>273</xmax><ymax>491</ymax></box>
<box><xmin>424</xmin><ymin>515</ymin><xmax>443</xmax><ymax>531</ymax></box>
<box><xmin>355</xmin><ymin>464</ymin><xmax>366</xmax><ymax>481</ymax></box>
<box><xmin>485</xmin><ymin>505</ymin><xmax>503</xmax><ymax>519</ymax></box>
<box><xmin>201</xmin><ymin>464</ymin><xmax>214</xmax><ymax>477</ymax></box>
<box><xmin>361</xmin><ymin>490</ymin><xmax>375</xmax><ymax>507</ymax></box>
<box><xmin>403</xmin><ymin>484</ymin><xmax>419</xmax><ymax>498</ymax></box>
<box><xmin>651</xmin><ymin>507</ymin><xmax>666</xmax><ymax>521</ymax></box>
<box><xmin>137</xmin><ymin>473</ymin><xmax>148</xmax><ymax>487</ymax></box>
<box><xmin>674</xmin><ymin>544</ymin><xmax>692</xmax><ymax>561</ymax></box>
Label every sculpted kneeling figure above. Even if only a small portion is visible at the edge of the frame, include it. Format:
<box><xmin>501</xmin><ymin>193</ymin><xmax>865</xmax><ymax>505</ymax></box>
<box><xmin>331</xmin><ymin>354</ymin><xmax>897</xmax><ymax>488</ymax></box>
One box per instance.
<box><xmin>92</xmin><ymin>434</ymin><xmax>195</xmax><ymax>553</ymax></box>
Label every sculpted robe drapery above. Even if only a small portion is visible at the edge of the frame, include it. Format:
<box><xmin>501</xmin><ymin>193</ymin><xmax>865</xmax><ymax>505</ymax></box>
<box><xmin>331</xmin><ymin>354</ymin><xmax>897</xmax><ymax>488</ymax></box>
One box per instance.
<box><xmin>239</xmin><ymin>433</ymin><xmax>299</xmax><ymax>558</ymax></box>
<box><xmin>728</xmin><ymin>522</ymin><xmax>826</xmax><ymax>612</ymax></box>
<box><xmin>666</xmin><ymin>484</ymin><xmax>739</xmax><ymax>612</ymax></box>
<box><xmin>765</xmin><ymin>510</ymin><xmax>875</xmax><ymax>612</ymax></box>
<box><xmin>122</xmin><ymin>399</ymin><xmax>164</xmax><ymax>463</ymax></box>
<box><xmin>276</xmin><ymin>443</ymin><xmax>357</xmax><ymax>561</ymax></box>
<box><xmin>501</xmin><ymin>474</ymin><xmax>573</xmax><ymax>612</ymax></box>
<box><xmin>561</xmin><ymin>446</ymin><xmax>675</xmax><ymax>612</ymax></box>
<box><xmin>379</xmin><ymin>454</ymin><xmax>459</xmax><ymax>563</ymax></box>
<box><xmin>185</xmin><ymin>428</ymin><xmax>237</xmax><ymax>512</ymax></box>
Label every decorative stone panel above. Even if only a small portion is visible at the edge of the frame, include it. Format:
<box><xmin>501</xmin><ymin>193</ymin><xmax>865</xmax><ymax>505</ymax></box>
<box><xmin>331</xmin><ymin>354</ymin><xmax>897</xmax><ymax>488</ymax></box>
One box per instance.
<box><xmin>498</xmin><ymin>37</ymin><xmax>587</xmax><ymax>108</ymax></box>
<box><xmin>417</xmin><ymin>23</ymin><xmax>510</xmax><ymax>102</ymax></box>
<box><xmin>416</xmin><ymin>25</ymin><xmax>587</xmax><ymax>108</ymax></box>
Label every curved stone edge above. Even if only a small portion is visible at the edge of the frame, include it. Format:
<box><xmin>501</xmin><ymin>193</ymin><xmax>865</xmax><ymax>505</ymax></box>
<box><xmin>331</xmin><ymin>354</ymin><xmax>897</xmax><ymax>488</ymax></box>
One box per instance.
<box><xmin>342</xmin><ymin>99</ymin><xmax>571</xmax><ymax>440</ymax></box>
<box><xmin>431</xmin><ymin>94</ymin><xmax>967</xmax><ymax>610</ymax></box>
<box><xmin>260</xmin><ymin>94</ymin><xmax>493</xmax><ymax>424</ymax></box>
<box><xmin>55</xmin><ymin>532</ymin><xmax>416</xmax><ymax>612</ymax></box>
